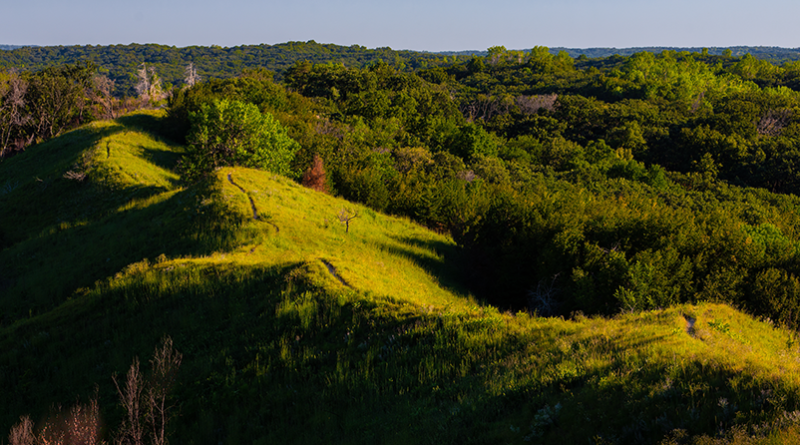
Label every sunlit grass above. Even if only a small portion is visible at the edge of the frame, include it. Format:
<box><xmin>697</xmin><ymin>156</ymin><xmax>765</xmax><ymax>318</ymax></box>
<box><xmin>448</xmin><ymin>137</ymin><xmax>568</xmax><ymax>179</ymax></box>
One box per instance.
<box><xmin>5</xmin><ymin>111</ymin><xmax>800</xmax><ymax>443</ymax></box>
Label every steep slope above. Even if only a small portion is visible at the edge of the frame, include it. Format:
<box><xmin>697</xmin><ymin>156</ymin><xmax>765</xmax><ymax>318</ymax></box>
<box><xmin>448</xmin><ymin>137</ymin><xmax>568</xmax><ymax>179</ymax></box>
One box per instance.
<box><xmin>3</xmin><ymin>113</ymin><xmax>800</xmax><ymax>444</ymax></box>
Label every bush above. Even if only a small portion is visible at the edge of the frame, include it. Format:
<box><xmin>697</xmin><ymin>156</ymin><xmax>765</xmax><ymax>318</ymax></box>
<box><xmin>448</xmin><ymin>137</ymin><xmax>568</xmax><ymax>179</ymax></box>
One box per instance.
<box><xmin>179</xmin><ymin>99</ymin><xmax>299</xmax><ymax>180</ymax></box>
<box><xmin>301</xmin><ymin>154</ymin><xmax>328</xmax><ymax>193</ymax></box>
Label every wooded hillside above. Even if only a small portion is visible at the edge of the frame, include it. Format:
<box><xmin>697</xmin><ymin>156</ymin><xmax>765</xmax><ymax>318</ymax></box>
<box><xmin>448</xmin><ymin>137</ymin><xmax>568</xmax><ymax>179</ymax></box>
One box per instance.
<box><xmin>6</xmin><ymin>44</ymin><xmax>800</xmax><ymax>444</ymax></box>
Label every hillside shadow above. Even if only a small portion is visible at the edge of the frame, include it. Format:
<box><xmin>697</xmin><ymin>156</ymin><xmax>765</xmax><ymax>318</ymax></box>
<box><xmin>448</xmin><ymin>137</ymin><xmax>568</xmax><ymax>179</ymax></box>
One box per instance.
<box><xmin>0</xmin><ymin>247</ymin><xmax>763</xmax><ymax>444</ymax></box>
<box><xmin>0</xmin><ymin>123</ymin><xmax>130</xmax><ymax>248</ymax></box>
<box><xmin>382</xmin><ymin>234</ymin><xmax>473</xmax><ymax>300</ymax></box>
<box><xmin>0</xmin><ymin>183</ymin><xmax>248</xmax><ymax>324</ymax></box>
<box><xmin>116</xmin><ymin>113</ymin><xmax>171</xmax><ymax>138</ymax></box>
<box><xmin>0</xmin><ymin>260</ymin><xmax>297</xmax><ymax>433</ymax></box>
<box><xmin>25</xmin><ymin>123</ymin><xmax>126</xmax><ymax>164</ymax></box>
<box><xmin>139</xmin><ymin>144</ymin><xmax>184</xmax><ymax>171</ymax></box>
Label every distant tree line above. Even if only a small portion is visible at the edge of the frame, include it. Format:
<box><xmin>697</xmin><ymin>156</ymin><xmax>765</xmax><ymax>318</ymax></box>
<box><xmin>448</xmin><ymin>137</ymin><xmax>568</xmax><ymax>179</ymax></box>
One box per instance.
<box><xmin>0</xmin><ymin>42</ymin><xmax>470</xmax><ymax>97</ymax></box>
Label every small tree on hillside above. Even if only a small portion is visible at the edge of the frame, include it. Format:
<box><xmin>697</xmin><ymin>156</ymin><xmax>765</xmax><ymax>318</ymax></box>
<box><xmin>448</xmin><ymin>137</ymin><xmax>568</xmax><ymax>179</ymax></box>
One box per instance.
<box><xmin>338</xmin><ymin>208</ymin><xmax>359</xmax><ymax>233</ymax></box>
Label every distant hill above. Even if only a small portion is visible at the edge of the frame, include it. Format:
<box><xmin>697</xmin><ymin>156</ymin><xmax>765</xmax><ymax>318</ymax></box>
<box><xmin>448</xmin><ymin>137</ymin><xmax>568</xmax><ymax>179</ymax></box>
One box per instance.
<box><xmin>437</xmin><ymin>46</ymin><xmax>800</xmax><ymax>62</ymax></box>
<box><xmin>3</xmin><ymin>41</ymin><xmax>800</xmax><ymax>98</ymax></box>
<box><xmin>550</xmin><ymin>46</ymin><xmax>800</xmax><ymax>61</ymax></box>
<box><xmin>0</xmin><ymin>45</ymin><xmax>31</xmax><ymax>51</ymax></box>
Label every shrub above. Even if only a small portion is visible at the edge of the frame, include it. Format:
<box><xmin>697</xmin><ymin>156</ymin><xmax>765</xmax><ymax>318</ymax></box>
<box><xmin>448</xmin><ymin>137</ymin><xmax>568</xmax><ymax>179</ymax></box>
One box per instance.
<box><xmin>301</xmin><ymin>154</ymin><xmax>327</xmax><ymax>193</ymax></box>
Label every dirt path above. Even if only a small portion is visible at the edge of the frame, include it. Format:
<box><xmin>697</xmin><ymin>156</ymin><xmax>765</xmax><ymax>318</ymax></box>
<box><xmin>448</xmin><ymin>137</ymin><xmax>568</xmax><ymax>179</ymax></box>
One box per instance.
<box><xmin>321</xmin><ymin>259</ymin><xmax>353</xmax><ymax>288</ymax></box>
<box><xmin>227</xmin><ymin>173</ymin><xmax>280</xmax><ymax>233</ymax></box>
<box><xmin>227</xmin><ymin>173</ymin><xmax>260</xmax><ymax>220</ymax></box>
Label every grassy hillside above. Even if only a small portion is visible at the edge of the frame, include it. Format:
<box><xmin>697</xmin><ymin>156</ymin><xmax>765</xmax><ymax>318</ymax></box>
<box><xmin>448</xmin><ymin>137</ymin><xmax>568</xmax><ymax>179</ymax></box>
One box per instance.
<box><xmin>4</xmin><ymin>112</ymin><xmax>800</xmax><ymax>444</ymax></box>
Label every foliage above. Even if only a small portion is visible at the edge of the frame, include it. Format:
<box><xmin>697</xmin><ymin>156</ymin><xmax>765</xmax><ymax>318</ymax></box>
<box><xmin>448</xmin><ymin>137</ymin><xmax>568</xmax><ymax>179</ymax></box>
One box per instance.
<box><xmin>180</xmin><ymin>99</ymin><xmax>298</xmax><ymax>180</ymax></box>
<box><xmin>0</xmin><ymin>62</ymin><xmax>99</xmax><ymax>156</ymax></box>
<box><xmin>0</xmin><ymin>42</ymin><xmax>471</xmax><ymax>97</ymax></box>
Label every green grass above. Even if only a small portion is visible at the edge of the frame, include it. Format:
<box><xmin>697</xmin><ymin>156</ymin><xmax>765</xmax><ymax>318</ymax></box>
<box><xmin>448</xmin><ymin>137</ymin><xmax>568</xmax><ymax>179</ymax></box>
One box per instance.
<box><xmin>4</xmin><ymin>112</ymin><xmax>800</xmax><ymax>444</ymax></box>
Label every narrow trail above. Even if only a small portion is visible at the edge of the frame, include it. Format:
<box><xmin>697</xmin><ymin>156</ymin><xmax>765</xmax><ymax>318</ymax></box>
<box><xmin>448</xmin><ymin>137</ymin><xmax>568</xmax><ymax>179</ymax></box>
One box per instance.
<box><xmin>227</xmin><ymin>173</ymin><xmax>259</xmax><ymax>220</ymax></box>
<box><xmin>227</xmin><ymin>173</ymin><xmax>280</xmax><ymax>233</ymax></box>
<box><xmin>321</xmin><ymin>259</ymin><xmax>353</xmax><ymax>288</ymax></box>
<box><xmin>684</xmin><ymin>315</ymin><xmax>696</xmax><ymax>337</ymax></box>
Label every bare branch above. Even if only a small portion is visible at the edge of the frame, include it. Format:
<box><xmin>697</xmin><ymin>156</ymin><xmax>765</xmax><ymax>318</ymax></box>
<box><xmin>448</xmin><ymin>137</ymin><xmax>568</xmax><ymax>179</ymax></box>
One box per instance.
<box><xmin>515</xmin><ymin>94</ymin><xmax>558</xmax><ymax>115</ymax></box>
<box><xmin>91</xmin><ymin>74</ymin><xmax>117</xmax><ymax>120</ymax></box>
<box><xmin>113</xmin><ymin>357</ymin><xmax>145</xmax><ymax>445</ymax></box>
<box><xmin>147</xmin><ymin>337</ymin><xmax>182</xmax><ymax>445</ymax></box>
<box><xmin>757</xmin><ymin>108</ymin><xmax>792</xmax><ymax>136</ymax></box>
<box><xmin>8</xmin><ymin>416</ymin><xmax>35</xmax><ymax>445</ymax></box>
<box><xmin>338</xmin><ymin>208</ymin><xmax>359</xmax><ymax>233</ymax></box>
<box><xmin>528</xmin><ymin>274</ymin><xmax>560</xmax><ymax>316</ymax></box>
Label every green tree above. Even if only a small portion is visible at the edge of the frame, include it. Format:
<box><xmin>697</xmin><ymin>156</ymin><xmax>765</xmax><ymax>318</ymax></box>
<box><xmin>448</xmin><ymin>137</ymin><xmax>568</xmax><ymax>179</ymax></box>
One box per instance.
<box><xmin>181</xmin><ymin>98</ymin><xmax>299</xmax><ymax>179</ymax></box>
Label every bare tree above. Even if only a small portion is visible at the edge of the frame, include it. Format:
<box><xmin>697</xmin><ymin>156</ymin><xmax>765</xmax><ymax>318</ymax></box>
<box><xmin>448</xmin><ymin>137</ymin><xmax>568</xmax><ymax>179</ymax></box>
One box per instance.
<box><xmin>528</xmin><ymin>275</ymin><xmax>560</xmax><ymax>316</ymax></box>
<box><xmin>135</xmin><ymin>63</ymin><xmax>151</xmax><ymax>102</ymax></box>
<box><xmin>63</xmin><ymin>397</ymin><xmax>103</xmax><ymax>445</ymax></box>
<box><xmin>113</xmin><ymin>357</ymin><xmax>145</xmax><ymax>445</ymax></box>
<box><xmin>135</xmin><ymin>64</ymin><xmax>163</xmax><ymax>105</ymax></box>
<box><xmin>460</xmin><ymin>94</ymin><xmax>513</xmax><ymax>122</ymax></box>
<box><xmin>147</xmin><ymin>337</ymin><xmax>182</xmax><ymax>445</ymax></box>
<box><xmin>113</xmin><ymin>337</ymin><xmax>182</xmax><ymax>445</ymax></box>
<box><xmin>91</xmin><ymin>74</ymin><xmax>117</xmax><ymax>120</ymax></box>
<box><xmin>0</xmin><ymin>71</ymin><xmax>30</xmax><ymax>157</ymax></box>
<box><xmin>183</xmin><ymin>63</ymin><xmax>200</xmax><ymax>88</ymax></box>
<box><xmin>338</xmin><ymin>208</ymin><xmax>359</xmax><ymax>233</ymax></box>
<box><xmin>757</xmin><ymin>109</ymin><xmax>793</xmax><ymax>136</ymax></box>
<box><xmin>515</xmin><ymin>94</ymin><xmax>558</xmax><ymax>115</ymax></box>
<box><xmin>10</xmin><ymin>396</ymin><xmax>103</xmax><ymax>445</ymax></box>
<box><xmin>8</xmin><ymin>416</ymin><xmax>35</xmax><ymax>445</ymax></box>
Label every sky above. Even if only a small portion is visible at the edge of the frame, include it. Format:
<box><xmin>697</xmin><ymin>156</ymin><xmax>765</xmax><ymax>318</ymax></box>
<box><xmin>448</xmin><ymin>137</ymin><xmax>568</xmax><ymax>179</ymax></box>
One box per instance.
<box><xmin>3</xmin><ymin>0</ymin><xmax>799</xmax><ymax>51</ymax></box>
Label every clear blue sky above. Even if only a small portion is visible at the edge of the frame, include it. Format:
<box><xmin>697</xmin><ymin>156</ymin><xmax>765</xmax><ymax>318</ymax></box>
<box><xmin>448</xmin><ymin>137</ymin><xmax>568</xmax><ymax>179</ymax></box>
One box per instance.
<box><xmin>3</xmin><ymin>0</ymin><xmax>799</xmax><ymax>51</ymax></box>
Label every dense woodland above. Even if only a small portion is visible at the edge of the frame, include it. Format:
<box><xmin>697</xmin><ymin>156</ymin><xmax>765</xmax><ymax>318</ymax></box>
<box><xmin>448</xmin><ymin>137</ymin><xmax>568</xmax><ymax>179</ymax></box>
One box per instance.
<box><xmin>0</xmin><ymin>42</ymin><xmax>471</xmax><ymax>97</ymax></box>
<box><xmin>2</xmin><ymin>42</ymin><xmax>799</xmax><ymax>96</ymax></box>
<box><xmin>8</xmin><ymin>43</ymin><xmax>800</xmax><ymax>443</ymax></box>
<box><xmin>168</xmin><ymin>46</ymin><xmax>800</xmax><ymax>326</ymax></box>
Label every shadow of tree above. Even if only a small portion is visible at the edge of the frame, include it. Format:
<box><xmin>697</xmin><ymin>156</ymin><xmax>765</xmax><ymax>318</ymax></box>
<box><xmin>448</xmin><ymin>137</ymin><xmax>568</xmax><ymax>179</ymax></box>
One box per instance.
<box><xmin>116</xmin><ymin>113</ymin><xmax>172</xmax><ymax>139</ymax></box>
<box><xmin>0</xmin><ymin>178</ymin><xmax>251</xmax><ymax>324</ymax></box>
<box><xmin>381</xmin><ymin>234</ymin><xmax>473</xmax><ymax>300</ymax></box>
<box><xmin>0</xmin><ymin>123</ymin><xmax>128</xmax><ymax>245</ymax></box>
<box><xmin>139</xmin><ymin>144</ymin><xmax>184</xmax><ymax>174</ymax></box>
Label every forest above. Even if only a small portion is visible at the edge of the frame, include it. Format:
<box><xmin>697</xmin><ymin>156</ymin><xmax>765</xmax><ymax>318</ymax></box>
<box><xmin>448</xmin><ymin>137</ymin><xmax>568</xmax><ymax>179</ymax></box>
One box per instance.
<box><xmin>0</xmin><ymin>42</ymin><xmax>471</xmax><ymax>97</ymax></box>
<box><xmin>6</xmin><ymin>44</ymin><xmax>800</xmax><ymax>443</ymax></box>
